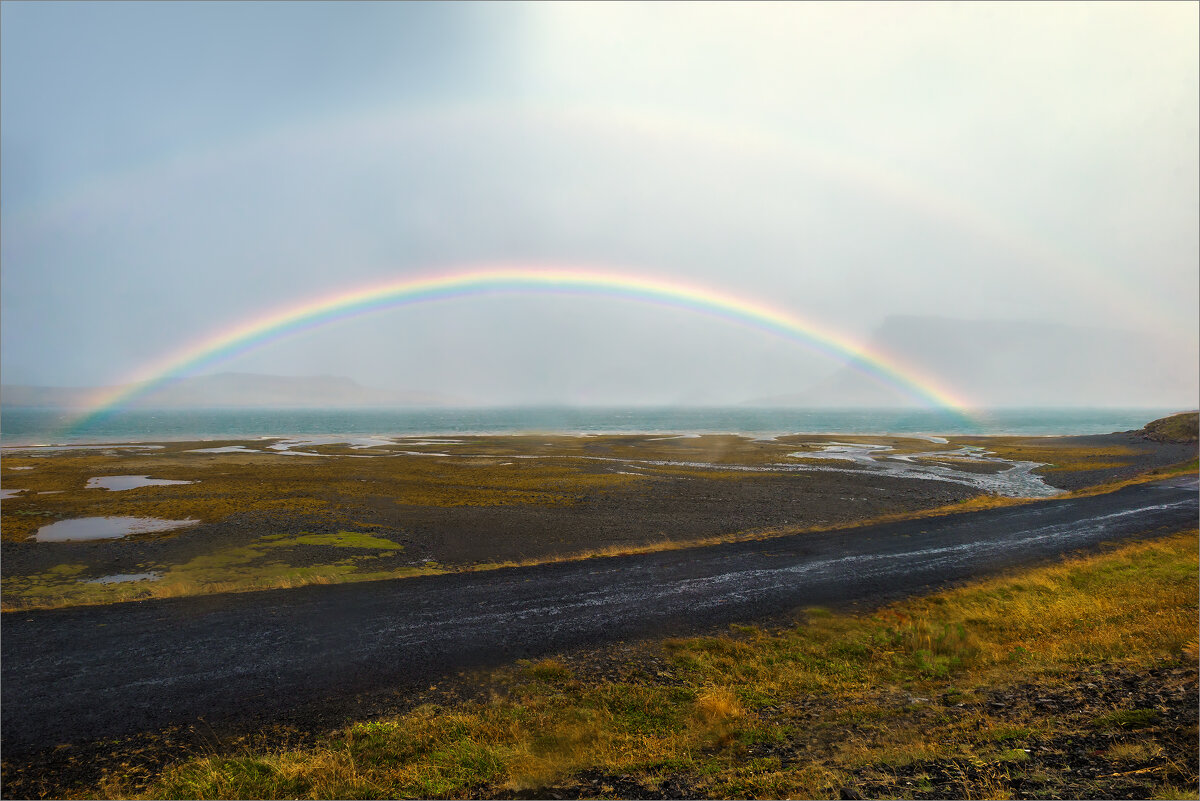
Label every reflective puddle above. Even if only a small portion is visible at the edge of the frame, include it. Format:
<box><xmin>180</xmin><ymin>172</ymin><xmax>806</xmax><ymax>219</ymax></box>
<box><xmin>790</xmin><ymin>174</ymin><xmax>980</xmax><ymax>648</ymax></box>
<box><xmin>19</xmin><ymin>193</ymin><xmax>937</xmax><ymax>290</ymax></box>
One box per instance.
<box><xmin>85</xmin><ymin>572</ymin><xmax>162</xmax><ymax>584</ymax></box>
<box><xmin>33</xmin><ymin>517</ymin><xmax>199</xmax><ymax>542</ymax></box>
<box><xmin>86</xmin><ymin>475</ymin><xmax>195</xmax><ymax>491</ymax></box>
<box><xmin>1</xmin><ymin>488</ymin><xmax>24</xmax><ymax>500</ymax></box>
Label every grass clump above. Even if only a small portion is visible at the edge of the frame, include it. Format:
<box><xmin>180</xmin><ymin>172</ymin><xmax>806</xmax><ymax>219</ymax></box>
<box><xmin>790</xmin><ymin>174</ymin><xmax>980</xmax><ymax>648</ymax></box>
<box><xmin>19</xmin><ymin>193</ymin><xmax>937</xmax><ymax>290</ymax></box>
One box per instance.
<box><xmin>91</xmin><ymin>529</ymin><xmax>1198</xmax><ymax>800</ymax></box>
<box><xmin>523</xmin><ymin>658</ymin><xmax>574</xmax><ymax>683</ymax></box>
<box><xmin>1094</xmin><ymin>708</ymin><xmax>1162</xmax><ymax>730</ymax></box>
<box><xmin>1106</xmin><ymin>741</ymin><xmax>1165</xmax><ymax>763</ymax></box>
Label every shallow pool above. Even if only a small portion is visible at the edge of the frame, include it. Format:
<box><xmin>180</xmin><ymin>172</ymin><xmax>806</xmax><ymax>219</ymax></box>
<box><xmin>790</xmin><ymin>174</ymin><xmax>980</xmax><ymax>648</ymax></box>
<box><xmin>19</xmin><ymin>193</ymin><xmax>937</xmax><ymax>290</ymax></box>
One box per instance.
<box><xmin>86</xmin><ymin>475</ymin><xmax>195</xmax><ymax>491</ymax></box>
<box><xmin>85</xmin><ymin>572</ymin><xmax>162</xmax><ymax>584</ymax></box>
<box><xmin>33</xmin><ymin>517</ymin><xmax>198</xmax><ymax>542</ymax></box>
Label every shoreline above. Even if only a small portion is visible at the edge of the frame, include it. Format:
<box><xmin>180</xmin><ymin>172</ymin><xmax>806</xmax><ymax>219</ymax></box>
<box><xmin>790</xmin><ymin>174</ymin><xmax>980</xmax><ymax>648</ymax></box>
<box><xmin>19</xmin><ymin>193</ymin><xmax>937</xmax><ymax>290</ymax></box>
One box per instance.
<box><xmin>0</xmin><ymin>426</ymin><xmax>1177</xmax><ymax>451</ymax></box>
<box><xmin>2</xmin><ymin>406</ymin><xmax>1189</xmax><ymax>447</ymax></box>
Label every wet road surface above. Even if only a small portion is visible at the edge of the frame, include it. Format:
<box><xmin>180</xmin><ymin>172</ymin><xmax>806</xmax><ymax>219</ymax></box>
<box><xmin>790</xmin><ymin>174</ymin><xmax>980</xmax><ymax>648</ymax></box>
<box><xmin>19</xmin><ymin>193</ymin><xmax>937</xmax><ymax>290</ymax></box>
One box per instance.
<box><xmin>3</xmin><ymin>477</ymin><xmax>1196</xmax><ymax>755</ymax></box>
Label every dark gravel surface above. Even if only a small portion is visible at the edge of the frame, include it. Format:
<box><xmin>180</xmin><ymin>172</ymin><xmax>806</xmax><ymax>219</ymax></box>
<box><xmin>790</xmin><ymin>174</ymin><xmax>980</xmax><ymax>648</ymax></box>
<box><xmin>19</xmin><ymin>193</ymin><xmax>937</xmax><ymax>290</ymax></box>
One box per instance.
<box><xmin>360</xmin><ymin>470</ymin><xmax>980</xmax><ymax>566</ymax></box>
<box><xmin>3</xmin><ymin>476</ymin><xmax>1196</xmax><ymax>762</ymax></box>
<box><xmin>847</xmin><ymin>660</ymin><xmax>1200</xmax><ymax>801</ymax></box>
<box><xmin>0</xmin><ymin>471</ymin><xmax>980</xmax><ymax>579</ymax></box>
<box><xmin>1028</xmin><ymin>432</ymin><xmax>1196</xmax><ymax>491</ymax></box>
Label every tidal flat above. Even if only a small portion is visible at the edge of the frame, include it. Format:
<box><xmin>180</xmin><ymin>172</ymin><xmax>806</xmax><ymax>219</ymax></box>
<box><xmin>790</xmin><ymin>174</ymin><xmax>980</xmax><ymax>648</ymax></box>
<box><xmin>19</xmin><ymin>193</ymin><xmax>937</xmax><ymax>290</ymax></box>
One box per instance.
<box><xmin>0</xmin><ymin>430</ymin><xmax>1192</xmax><ymax>611</ymax></box>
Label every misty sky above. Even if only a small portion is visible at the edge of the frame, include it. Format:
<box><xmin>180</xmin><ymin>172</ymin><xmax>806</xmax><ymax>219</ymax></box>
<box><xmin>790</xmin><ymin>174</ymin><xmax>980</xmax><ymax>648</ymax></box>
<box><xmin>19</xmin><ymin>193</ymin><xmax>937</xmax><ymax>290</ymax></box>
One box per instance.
<box><xmin>2</xmin><ymin>1</ymin><xmax>1197</xmax><ymax>406</ymax></box>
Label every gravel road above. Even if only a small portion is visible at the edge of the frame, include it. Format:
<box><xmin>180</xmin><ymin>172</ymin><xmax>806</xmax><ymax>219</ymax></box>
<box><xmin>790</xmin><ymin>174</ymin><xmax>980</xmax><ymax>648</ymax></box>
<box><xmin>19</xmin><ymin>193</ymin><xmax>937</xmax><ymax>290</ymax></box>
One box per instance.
<box><xmin>3</xmin><ymin>476</ymin><xmax>1196</xmax><ymax>756</ymax></box>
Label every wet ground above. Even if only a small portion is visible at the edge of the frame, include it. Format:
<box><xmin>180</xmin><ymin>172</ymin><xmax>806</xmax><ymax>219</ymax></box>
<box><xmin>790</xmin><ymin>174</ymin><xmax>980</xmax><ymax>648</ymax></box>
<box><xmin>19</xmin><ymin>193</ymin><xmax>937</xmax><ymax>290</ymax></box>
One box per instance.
<box><xmin>3</xmin><ymin>476</ymin><xmax>1195</xmax><ymax>760</ymax></box>
<box><xmin>1</xmin><ymin>424</ymin><xmax>1194</xmax><ymax>796</ymax></box>
<box><xmin>3</xmin><ymin>430</ymin><xmax>1190</xmax><ymax>608</ymax></box>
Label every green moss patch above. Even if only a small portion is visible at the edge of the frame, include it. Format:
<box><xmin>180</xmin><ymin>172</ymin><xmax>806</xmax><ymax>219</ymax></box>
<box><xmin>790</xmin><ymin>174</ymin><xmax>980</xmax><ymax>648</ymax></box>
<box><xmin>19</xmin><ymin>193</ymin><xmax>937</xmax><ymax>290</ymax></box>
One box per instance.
<box><xmin>2</xmin><ymin>529</ymin><xmax>423</xmax><ymax>610</ymax></box>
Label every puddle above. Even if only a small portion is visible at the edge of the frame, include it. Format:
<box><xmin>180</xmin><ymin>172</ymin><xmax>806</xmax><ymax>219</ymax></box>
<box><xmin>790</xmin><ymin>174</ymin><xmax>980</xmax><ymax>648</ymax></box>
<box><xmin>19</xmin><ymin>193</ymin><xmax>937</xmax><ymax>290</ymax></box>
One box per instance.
<box><xmin>187</xmin><ymin>445</ymin><xmax>263</xmax><ymax>454</ymax></box>
<box><xmin>1157</xmin><ymin>476</ymin><xmax>1200</xmax><ymax>491</ymax></box>
<box><xmin>6</xmin><ymin>466</ymin><xmax>35</xmax><ymax>470</ymax></box>
<box><xmin>268</xmin><ymin>436</ymin><xmax>396</xmax><ymax>452</ymax></box>
<box><xmin>85</xmin><ymin>572</ymin><xmax>162</xmax><ymax>584</ymax></box>
<box><xmin>86</xmin><ymin>475</ymin><xmax>195</xmax><ymax>491</ymax></box>
<box><xmin>347</xmin><ymin>438</ymin><xmax>400</xmax><ymax>450</ymax></box>
<box><xmin>33</xmin><ymin>517</ymin><xmax>199</xmax><ymax>542</ymax></box>
<box><xmin>1</xmin><ymin>488</ymin><xmax>24</xmax><ymax>499</ymax></box>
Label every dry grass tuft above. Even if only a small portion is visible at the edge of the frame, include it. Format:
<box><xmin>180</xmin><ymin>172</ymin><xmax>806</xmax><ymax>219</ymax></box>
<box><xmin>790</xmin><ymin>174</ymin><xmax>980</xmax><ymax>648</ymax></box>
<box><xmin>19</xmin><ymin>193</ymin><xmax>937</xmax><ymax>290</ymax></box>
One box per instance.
<box><xmin>694</xmin><ymin>685</ymin><xmax>743</xmax><ymax>726</ymax></box>
<box><xmin>1181</xmin><ymin>637</ymin><xmax>1199</xmax><ymax>663</ymax></box>
<box><xmin>1107</xmin><ymin>741</ymin><xmax>1166</xmax><ymax>763</ymax></box>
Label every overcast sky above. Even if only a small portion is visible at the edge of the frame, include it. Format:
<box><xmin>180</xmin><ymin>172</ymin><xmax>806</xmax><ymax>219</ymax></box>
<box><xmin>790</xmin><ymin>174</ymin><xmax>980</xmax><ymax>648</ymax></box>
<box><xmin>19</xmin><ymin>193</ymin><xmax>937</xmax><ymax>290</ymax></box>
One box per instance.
<box><xmin>2</xmin><ymin>1</ymin><xmax>1197</xmax><ymax>406</ymax></box>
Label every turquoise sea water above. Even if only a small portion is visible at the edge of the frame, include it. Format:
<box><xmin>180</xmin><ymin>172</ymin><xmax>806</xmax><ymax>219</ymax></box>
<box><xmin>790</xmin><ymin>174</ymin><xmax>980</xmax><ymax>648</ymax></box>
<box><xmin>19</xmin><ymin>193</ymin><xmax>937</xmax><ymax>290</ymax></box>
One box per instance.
<box><xmin>0</xmin><ymin>407</ymin><xmax>1184</xmax><ymax>446</ymax></box>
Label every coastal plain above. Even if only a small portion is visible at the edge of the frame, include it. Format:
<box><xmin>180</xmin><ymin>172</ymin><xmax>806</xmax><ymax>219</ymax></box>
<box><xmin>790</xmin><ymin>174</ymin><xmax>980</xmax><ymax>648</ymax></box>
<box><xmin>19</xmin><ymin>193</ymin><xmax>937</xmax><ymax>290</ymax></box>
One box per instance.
<box><xmin>1</xmin><ymin>416</ymin><xmax>1196</xmax><ymax>799</ymax></box>
<box><xmin>0</xmin><ymin>427</ymin><xmax>1192</xmax><ymax>611</ymax></box>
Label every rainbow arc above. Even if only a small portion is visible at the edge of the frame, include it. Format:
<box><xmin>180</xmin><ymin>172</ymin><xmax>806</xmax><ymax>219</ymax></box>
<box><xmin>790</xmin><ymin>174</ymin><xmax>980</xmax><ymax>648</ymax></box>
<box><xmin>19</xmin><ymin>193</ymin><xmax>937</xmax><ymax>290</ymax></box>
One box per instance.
<box><xmin>67</xmin><ymin>266</ymin><xmax>975</xmax><ymax>433</ymax></box>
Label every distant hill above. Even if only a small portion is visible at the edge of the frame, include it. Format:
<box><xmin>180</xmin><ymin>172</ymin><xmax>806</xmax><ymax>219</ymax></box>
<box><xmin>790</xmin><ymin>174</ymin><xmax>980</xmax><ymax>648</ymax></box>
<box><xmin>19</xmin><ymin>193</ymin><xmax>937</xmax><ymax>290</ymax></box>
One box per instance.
<box><xmin>1138</xmin><ymin>411</ymin><xmax>1199</xmax><ymax>443</ymax></box>
<box><xmin>744</xmin><ymin>316</ymin><xmax>1200</xmax><ymax>408</ymax></box>
<box><xmin>0</xmin><ymin>373</ymin><xmax>469</xmax><ymax>409</ymax></box>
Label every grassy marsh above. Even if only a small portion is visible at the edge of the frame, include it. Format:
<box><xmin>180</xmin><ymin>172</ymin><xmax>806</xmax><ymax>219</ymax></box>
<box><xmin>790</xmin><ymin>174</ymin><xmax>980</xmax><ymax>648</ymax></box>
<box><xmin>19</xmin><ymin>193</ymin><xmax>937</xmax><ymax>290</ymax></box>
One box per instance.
<box><xmin>3</xmin><ymin>432</ymin><xmax>1194</xmax><ymax>611</ymax></box>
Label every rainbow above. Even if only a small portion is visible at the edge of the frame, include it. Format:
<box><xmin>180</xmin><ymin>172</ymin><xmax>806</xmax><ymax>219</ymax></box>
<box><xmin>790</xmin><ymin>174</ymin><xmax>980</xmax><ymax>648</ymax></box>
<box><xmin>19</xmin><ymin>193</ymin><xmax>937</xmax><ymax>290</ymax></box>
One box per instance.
<box><xmin>66</xmin><ymin>265</ymin><xmax>975</xmax><ymax>432</ymax></box>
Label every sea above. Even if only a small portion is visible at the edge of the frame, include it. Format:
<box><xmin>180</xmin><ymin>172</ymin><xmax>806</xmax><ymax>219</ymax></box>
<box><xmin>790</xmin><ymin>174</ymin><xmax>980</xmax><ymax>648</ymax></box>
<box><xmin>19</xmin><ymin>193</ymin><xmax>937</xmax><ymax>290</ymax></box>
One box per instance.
<box><xmin>0</xmin><ymin>407</ymin><xmax>1185</xmax><ymax>447</ymax></box>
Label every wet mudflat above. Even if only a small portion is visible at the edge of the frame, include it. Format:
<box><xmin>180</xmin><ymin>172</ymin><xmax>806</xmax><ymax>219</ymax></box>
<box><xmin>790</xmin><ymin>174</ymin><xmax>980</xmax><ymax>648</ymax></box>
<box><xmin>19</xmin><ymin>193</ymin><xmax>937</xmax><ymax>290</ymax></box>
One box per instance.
<box><xmin>2</xmin><ymin>476</ymin><xmax>1195</xmax><ymax>758</ymax></box>
<box><xmin>4</xmin><ymin>430</ymin><xmax>1188</xmax><ymax>612</ymax></box>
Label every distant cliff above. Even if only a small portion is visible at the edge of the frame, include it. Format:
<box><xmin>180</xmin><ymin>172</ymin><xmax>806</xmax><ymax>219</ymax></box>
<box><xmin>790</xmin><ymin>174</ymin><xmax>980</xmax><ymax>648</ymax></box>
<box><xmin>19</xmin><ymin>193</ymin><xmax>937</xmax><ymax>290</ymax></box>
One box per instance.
<box><xmin>0</xmin><ymin>373</ymin><xmax>468</xmax><ymax>408</ymax></box>
<box><xmin>745</xmin><ymin>316</ymin><xmax>1199</xmax><ymax>408</ymax></box>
